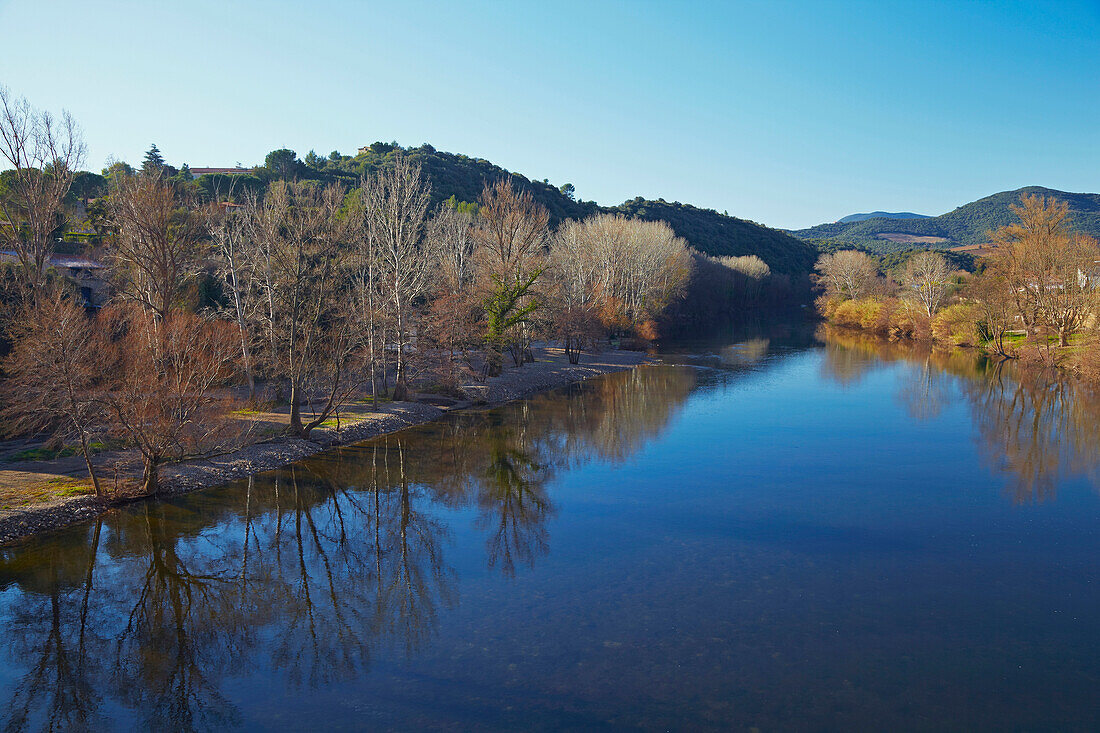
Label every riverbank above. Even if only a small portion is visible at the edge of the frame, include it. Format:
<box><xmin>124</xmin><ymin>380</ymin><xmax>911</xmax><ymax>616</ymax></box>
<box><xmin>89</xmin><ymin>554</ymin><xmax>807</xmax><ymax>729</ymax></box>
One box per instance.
<box><xmin>819</xmin><ymin>295</ymin><xmax>1100</xmax><ymax>385</ymax></box>
<box><xmin>0</xmin><ymin>346</ymin><xmax>653</xmax><ymax>546</ymax></box>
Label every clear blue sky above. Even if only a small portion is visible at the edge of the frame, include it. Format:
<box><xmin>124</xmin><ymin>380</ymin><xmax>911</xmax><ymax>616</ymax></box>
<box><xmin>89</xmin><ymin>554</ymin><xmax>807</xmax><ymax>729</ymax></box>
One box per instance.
<box><xmin>1</xmin><ymin>0</ymin><xmax>1097</xmax><ymax>228</ymax></box>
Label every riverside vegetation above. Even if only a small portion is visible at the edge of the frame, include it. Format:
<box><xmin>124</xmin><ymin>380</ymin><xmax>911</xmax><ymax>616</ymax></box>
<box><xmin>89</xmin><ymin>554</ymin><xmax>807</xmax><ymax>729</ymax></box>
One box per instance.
<box><xmin>815</xmin><ymin>193</ymin><xmax>1100</xmax><ymax>384</ymax></box>
<box><xmin>0</xmin><ymin>89</ymin><xmax>789</xmax><ymax>503</ymax></box>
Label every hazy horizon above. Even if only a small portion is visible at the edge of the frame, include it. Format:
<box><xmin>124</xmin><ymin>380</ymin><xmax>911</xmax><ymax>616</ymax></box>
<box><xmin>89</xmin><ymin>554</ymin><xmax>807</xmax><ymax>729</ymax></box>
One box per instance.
<box><xmin>1</xmin><ymin>0</ymin><xmax>1097</xmax><ymax>229</ymax></box>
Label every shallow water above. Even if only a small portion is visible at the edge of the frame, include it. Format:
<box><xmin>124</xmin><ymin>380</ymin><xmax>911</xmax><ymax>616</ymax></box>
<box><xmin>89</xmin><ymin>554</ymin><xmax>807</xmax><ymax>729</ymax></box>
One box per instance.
<box><xmin>3</xmin><ymin>330</ymin><xmax>1100</xmax><ymax>730</ymax></box>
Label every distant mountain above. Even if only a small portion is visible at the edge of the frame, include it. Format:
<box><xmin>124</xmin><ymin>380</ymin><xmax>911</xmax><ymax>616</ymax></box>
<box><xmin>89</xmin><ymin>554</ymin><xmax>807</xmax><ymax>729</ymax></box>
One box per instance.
<box><xmin>794</xmin><ymin>187</ymin><xmax>1100</xmax><ymax>253</ymax></box>
<box><xmin>836</xmin><ymin>211</ymin><xmax>930</xmax><ymax>224</ymax></box>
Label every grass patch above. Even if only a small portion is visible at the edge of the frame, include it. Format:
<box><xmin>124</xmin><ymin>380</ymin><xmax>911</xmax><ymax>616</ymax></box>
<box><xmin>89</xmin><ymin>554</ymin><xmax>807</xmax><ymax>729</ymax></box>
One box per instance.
<box><xmin>354</xmin><ymin>396</ymin><xmax>391</xmax><ymax>405</ymax></box>
<box><xmin>6</xmin><ymin>441</ymin><xmax>114</xmax><ymax>463</ymax></box>
<box><xmin>0</xmin><ymin>477</ymin><xmax>96</xmax><ymax>507</ymax></box>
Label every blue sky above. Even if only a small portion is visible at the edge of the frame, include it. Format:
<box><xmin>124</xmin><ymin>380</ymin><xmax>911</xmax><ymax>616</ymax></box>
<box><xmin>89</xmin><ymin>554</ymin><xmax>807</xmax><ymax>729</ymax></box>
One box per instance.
<box><xmin>0</xmin><ymin>0</ymin><xmax>1096</xmax><ymax>228</ymax></box>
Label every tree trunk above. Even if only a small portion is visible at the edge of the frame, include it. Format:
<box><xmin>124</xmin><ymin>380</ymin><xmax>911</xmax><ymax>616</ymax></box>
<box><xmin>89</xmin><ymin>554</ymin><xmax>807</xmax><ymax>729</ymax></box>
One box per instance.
<box><xmin>142</xmin><ymin>454</ymin><xmax>160</xmax><ymax>495</ymax></box>
<box><xmin>77</xmin><ymin>431</ymin><xmax>104</xmax><ymax>498</ymax></box>
<box><xmin>239</xmin><ymin>329</ymin><xmax>256</xmax><ymax>401</ymax></box>
<box><xmin>393</xmin><ymin>295</ymin><xmax>410</xmax><ymax>402</ymax></box>
<box><xmin>288</xmin><ymin>379</ymin><xmax>309</xmax><ymax>438</ymax></box>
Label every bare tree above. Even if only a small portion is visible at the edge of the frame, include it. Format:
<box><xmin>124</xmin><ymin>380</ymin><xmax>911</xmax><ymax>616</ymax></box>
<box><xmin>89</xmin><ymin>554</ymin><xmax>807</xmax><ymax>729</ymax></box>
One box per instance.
<box><xmin>474</xmin><ymin>179</ymin><xmax>549</xmax><ymax>373</ymax></box>
<box><xmin>98</xmin><ymin>307</ymin><xmax>241</xmax><ymax>494</ymax></box>
<box><xmin>2</xmin><ymin>287</ymin><xmax>106</xmax><ymax>496</ymax></box>
<box><xmin>0</xmin><ymin>87</ymin><xmax>85</xmax><ymax>299</ymax></box>
<box><xmin>901</xmin><ymin>250</ymin><xmax>952</xmax><ymax>317</ymax></box>
<box><xmin>349</xmin><ymin>190</ymin><xmax>384</xmax><ymax>408</ymax></box>
<box><xmin>989</xmin><ymin>194</ymin><xmax>1100</xmax><ymax>346</ymax></box>
<box><xmin>420</xmin><ymin>204</ymin><xmax>478</xmax><ymax>386</ymax></box>
<box><xmin>428</xmin><ymin>204</ymin><xmax>475</xmax><ymax>294</ymax></box>
<box><xmin>474</xmin><ymin>178</ymin><xmax>548</xmax><ymax>279</ymax></box>
<box><xmin>108</xmin><ymin>174</ymin><xmax>204</xmax><ymax>321</ymax></box>
<box><xmin>251</xmin><ymin>181</ymin><xmax>353</xmax><ymax>436</ymax></box>
<box><xmin>361</xmin><ymin>153</ymin><xmax>434</xmax><ymax>401</ymax></box>
<box><xmin>550</xmin><ymin>214</ymin><xmax>691</xmax><ymax>339</ymax></box>
<box><xmin>207</xmin><ymin>200</ymin><xmax>260</xmax><ymax>400</ymax></box>
<box><xmin>814</xmin><ymin>250</ymin><xmax>879</xmax><ymax>300</ymax></box>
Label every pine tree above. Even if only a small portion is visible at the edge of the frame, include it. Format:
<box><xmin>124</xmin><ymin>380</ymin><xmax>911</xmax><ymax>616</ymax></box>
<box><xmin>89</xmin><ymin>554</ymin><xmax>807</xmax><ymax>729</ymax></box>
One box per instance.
<box><xmin>142</xmin><ymin>143</ymin><xmax>165</xmax><ymax>176</ymax></box>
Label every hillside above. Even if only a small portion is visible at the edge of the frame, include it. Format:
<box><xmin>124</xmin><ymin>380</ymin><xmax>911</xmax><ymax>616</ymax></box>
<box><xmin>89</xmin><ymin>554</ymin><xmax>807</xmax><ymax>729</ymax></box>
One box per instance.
<box><xmin>238</xmin><ymin>143</ymin><xmax>816</xmax><ymax>277</ymax></box>
<box><xmin>795</xmin><ymin>187</ymin><xmax>1100</xmax><ymax>253</ymax></box>
<box><xmin>607</xmin><ymin>198</ymin><xmax>817</xmax><ymax>276</ymax></box>
<box><xmin>836</xmin><ymin>211</ymin><xmax>929</xmax><ymax>224</ymax></box>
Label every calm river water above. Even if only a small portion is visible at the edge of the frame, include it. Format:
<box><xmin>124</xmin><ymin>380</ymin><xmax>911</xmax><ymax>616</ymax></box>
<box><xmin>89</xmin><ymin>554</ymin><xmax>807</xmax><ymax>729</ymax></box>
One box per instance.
<box><xmin>3</xmin><ymin>327</ymin><xmax>1100</xmax><ymax>731</ymax></box>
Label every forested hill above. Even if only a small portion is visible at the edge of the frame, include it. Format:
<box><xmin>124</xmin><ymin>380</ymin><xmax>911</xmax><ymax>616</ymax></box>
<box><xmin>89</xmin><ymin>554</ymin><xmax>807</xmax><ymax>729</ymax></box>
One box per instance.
<box><xmin>793</xmin><ymin>186</ymin><xmax>1100</xmax><ymax>253</ymax></box>
<box><xmin>196</xmin><ymin>143</ymin><xmax>817</xmax><ymax>277</ymax></box>
<box><xmin>606</xmin><ymin>198</ymin><xmax>817</xmax><ymax>275</ymax></box>
<box><xmin>836</xmin><ymin>211</ymin><xmax>929</xmax><ymax>224</ymax></box>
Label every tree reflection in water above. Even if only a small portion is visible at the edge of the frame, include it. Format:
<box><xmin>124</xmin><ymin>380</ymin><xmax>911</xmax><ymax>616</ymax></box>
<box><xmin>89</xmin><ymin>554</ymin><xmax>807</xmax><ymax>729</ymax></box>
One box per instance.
<box><xmin>0</xmin><ymin>520</ymin><xmax>104</xmax><ymax>732</ymax></box>
<box><xmin>821</xmin><ymin>326</ymin><xmax>1100</xmax><ymax>503</ymax></box>
<box><xmin>0</xmin><ymin>364</ymin><xmax>696</xmax><ymax>730</ymax></box>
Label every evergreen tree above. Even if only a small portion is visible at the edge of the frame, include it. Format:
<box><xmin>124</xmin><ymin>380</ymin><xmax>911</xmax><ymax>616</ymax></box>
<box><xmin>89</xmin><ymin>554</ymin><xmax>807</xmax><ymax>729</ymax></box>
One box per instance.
<box><xmin>142</xmin><ymin>143</ymin><xmax>165</xmax><ymax>176</ymax></box>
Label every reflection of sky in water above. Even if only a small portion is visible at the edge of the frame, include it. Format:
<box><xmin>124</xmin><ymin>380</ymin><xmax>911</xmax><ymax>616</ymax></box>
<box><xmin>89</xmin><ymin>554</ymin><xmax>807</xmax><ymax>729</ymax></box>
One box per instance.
<box><xmin>3</xmin><ymin>336</ymin><xmax>1100</xmax><ymax>730</ymax></box>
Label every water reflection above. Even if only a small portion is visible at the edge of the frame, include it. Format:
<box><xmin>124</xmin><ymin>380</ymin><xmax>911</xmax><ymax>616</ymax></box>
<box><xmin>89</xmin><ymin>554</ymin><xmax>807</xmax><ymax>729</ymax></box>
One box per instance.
<box><xmin>820</xmin><ymin>326</ymin><xmax>1100</xmax><ymax>502</ymax></box>
<box><xmin>0</xmin><ymin>365</ymin><xmax>696</xmax><ymax>731</ymax></box>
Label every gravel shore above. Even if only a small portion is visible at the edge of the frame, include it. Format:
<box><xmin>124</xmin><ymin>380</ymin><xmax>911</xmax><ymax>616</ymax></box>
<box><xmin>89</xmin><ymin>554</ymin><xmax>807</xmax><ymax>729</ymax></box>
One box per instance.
<box><xmin>0</xmin><ymin>348</ymin><xmax>651</xmax><ymax>546</ymax></box>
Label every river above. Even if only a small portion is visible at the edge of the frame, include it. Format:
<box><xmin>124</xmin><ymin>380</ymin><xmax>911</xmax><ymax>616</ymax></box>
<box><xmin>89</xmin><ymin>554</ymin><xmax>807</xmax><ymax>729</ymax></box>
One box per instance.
<box><xmin>3</xmin><ymin>327</ymin><xmax>1100</xmax><ymax>730</ymax></box>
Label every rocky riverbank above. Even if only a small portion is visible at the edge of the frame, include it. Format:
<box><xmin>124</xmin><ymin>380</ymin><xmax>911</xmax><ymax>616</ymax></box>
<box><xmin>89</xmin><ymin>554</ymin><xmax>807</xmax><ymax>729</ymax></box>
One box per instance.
<box><xmin>0</xmin><ymin>347</ymin><xmax>653</xmax><ymax>546</ymax></box>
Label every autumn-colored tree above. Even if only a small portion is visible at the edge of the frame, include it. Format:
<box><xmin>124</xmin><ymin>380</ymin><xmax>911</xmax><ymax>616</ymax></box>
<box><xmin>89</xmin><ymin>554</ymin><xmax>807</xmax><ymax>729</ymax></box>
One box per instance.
<box><xmin>968</xmin><ymin>263</ymin><xmax>1016</xmax><ymax>357</ymax></box>
<box><xmin>988</xmin><ymin>194</ymin><xmax>1100</xmax><ymax>346</ymax></box>
<box><xmin>550</xmin><ymin>304</ymin><xmax>603</xmax><ymax>364</ymax></box>
<box><xmin>2</xmin><ymin>287</ymin><xmax>106</xmax><ymax>496</ymax></box>
<box><xmin>421</xmin><ymin>204</ymin><xmax>479</xmax><ymax>387</ymax></box>
<box><xmin>98</xmin><ymin>306</ymin><xmax>241</xmax><ymax>494</ymax></box>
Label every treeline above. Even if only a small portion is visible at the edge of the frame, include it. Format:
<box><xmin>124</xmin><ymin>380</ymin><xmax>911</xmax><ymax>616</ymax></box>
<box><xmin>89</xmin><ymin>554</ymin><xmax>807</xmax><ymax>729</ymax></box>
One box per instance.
<box><xmin>46</xmin><ymin>135</ymin><xmax>817</xmax><ymax>280</ymax></box>
<box><xmin>815</xmin><ymin>193</ymin><xmax>1100</xmax><ymax>381</ymax></box>
<box><xmin>813</xmin><ymin>237</ymin><xmax>976</xmax><ymax>273</ymax></box>
<box><xmin>0</xmin><ymin>89</ymin><xmax>782</xmax><ymax>497</ymax></box>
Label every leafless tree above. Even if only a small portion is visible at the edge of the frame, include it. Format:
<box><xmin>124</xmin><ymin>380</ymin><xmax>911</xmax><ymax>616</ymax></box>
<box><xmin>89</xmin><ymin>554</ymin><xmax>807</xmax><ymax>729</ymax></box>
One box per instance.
<box><xmin>474</xmin><ymin>178</ymin><xmax>548</xmax><ymax>280</ymax></box>
<box><xmin>989</xmin><ymin>194</ymin><xmax>1100</xmax><ymax>346</ymax></box>
<box><xmin>207</xmin><ymin>200</ymin><xmax>260</xmax><ymax>399</ymax></box>
<box><xmin>250</xmin><ymin>181</ymin><xmax>354</xmax><ymax>436</ymax></box>
<box><xmin>0</xmin><ymin>87</ymin><xmax>85</xmax><ymax>299</ymax></box>
<box><xmin>361</xmin><ymin>153</ymin><xmax>434</xmax><ymax>401</ymax></box>
<box><xmin>108</xmin><ymin>174</ymin><xmax>204</xmax><ymax>321</ymax></box>
<box><xmin>428</xmin><ymin>204</ymin><xmax>475</xmax><ymax>294</ymax></box>
<box><xmin>550</xmin><ymin>214</ymin><xmax>691</xmax><ymax>338</ymax></box>
<box><xmin>98</xmin><ymin>306</ymin><xmax>241</xmax><ymax>494</ymax></box>
<box><xmin>2</xmin><ymin>287</ymin><xmax>106</xmax><ymax>496</ymax></box>
<box><xmin>901</xmin><ymin>250</ymin><xmax>952</xmax><ymax>317</ymax></box>
<box><xmin>474</xmin><ymin>179</ymin><xmax>549</xmax><ymax>371</ymax></box>
<box><xmin>968</xmin><ymin>265</ymin><xmax>1016</xmax><ymax>357</ymax></box>
<box><xmin>814</xmin><ymin>249</ymin><xmax>879</xmax><ymax>300</ymax></box>
<box><xmin>348</xmin><ymin>190</ymin><xmax>384</xmax><ymax>407</ymax></box>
